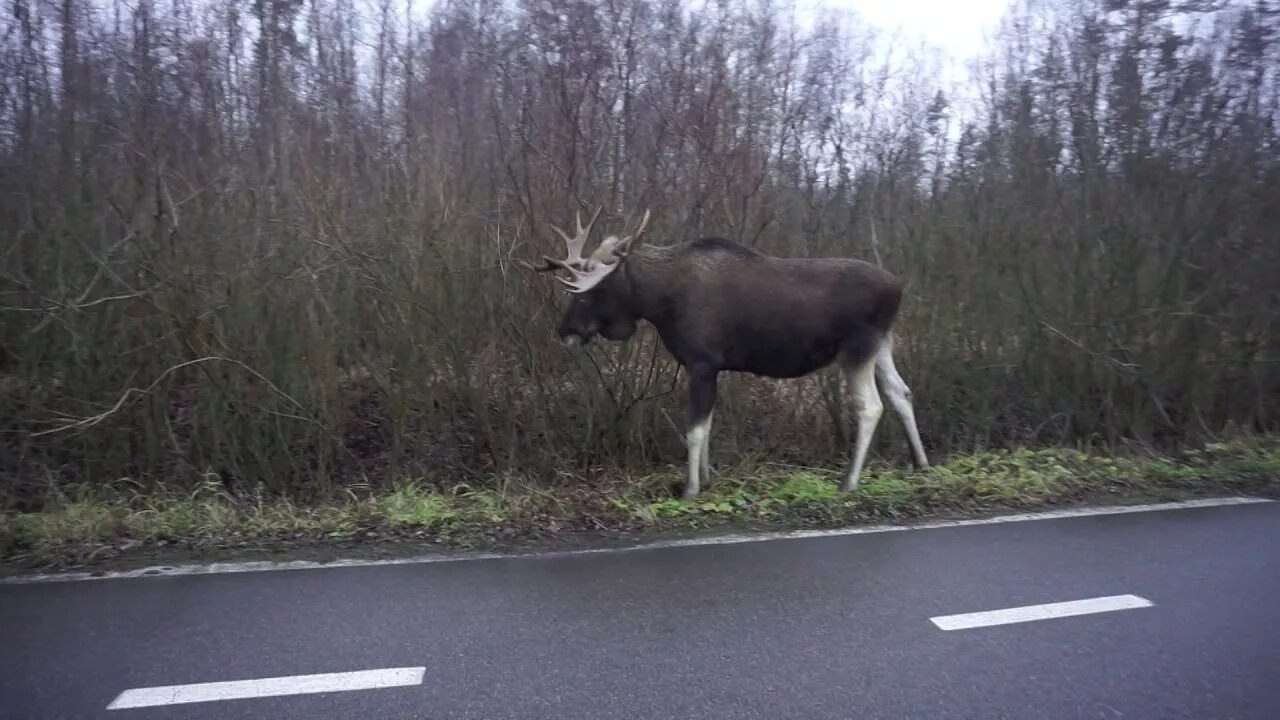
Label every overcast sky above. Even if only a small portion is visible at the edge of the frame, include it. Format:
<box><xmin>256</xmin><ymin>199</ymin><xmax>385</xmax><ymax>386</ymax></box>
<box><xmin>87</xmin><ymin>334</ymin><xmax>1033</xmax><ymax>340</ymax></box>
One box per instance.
<box><xmin>404</xmin><ymin>0</ymin><xmax>1015</xmax><ymax>64</ymax></box>
<box><xmin>402</xmin><ymin>0</ymin><xmax>1016</xmax><ymax>104</ymax></box>
<box><xmin>796</xmin><ymin>0</ymin><xmax>1013</xmax><ymax>63</ymax></box>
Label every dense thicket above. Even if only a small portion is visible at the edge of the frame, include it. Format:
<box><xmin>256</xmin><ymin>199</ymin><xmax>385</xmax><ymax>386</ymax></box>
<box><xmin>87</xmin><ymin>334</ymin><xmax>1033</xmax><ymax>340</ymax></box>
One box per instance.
<box><xmin>2</xmin><ymin>0</ymin><xmax>1277</xmax><ymax>498</ymax></box>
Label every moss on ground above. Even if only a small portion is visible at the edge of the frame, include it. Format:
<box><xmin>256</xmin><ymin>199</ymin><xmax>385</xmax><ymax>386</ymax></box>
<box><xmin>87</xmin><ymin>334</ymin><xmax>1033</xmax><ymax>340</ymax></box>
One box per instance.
<box><xmin>2</xmin><ymin>435</ymin><xmax>1277</xmax><ymax>572</ymax></box>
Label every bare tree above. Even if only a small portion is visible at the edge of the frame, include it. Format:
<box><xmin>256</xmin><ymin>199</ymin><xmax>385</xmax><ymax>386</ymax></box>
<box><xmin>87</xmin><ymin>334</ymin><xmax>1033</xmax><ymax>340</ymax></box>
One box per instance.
<box><xmin>1</xmin><ymin>0</ymin><xmax>1275</xmax><ymax>496</ymax></box>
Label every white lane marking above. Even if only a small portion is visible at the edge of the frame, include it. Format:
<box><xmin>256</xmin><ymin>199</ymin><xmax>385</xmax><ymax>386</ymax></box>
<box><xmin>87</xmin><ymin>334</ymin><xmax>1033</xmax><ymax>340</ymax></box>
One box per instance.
<box><xmin>930</xmin><ymin>594</ymin><xmax>1154</xmax><ymax>631</ymax></box>
<box><xmin>106</xmin><ymin>667</ymin><xmax>426</xmax><ymax>710</ymax></box>
<box><xmin>2</xmin><ymin>495</ymin><xmax>1270</xmax><ymax>585</ymax></box>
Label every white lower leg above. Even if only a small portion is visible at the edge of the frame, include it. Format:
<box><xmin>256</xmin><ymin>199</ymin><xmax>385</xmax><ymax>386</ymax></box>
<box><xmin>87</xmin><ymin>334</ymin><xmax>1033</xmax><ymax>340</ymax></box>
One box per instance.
<box><xmin>875</xmin><ymin>344</ymin><xmax>929</xmax><ymax>468</ymax></box>
<box><xmin>699</xmin><ymin>411</ymin><xmax>713</xmax><ymax>483</ymax></box>
<box><xmin>842</xmin><ymin>360</ymin><xmax>883</xmax><ymax>492</ymax></box>
<box><xmin>684</xmin><ymin>417</ymin><xmax>711</xmax><ymax>500</ymax></box>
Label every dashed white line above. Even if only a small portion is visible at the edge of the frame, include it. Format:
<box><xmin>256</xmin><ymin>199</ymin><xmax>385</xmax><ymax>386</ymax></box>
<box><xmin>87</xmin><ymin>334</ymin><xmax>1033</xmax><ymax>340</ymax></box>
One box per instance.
<box><xmin>105</xmin><ymin>667</ymin><xmax>426</xmax><ymax>710</ymax></box>
<box><xmin>930</xmin><ymin>594</ymin><xmax>1154</xmax><ymax>631</ymax></box>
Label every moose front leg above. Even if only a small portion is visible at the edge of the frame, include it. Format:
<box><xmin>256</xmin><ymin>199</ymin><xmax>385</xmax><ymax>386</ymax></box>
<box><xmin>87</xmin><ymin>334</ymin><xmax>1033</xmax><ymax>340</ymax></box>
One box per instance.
<box><xmin>684</xmin><ymin>366</ymin><xmax>718</xmax><ymax>499</ymax></box>
<box><xmin>700</xmin><ymin>410</ymin><xmax>714</xmax><ymax>485</ymax></box>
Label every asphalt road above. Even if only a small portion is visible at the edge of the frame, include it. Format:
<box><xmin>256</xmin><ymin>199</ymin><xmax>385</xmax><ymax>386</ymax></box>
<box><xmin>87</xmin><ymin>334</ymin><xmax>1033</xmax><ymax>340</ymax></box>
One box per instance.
<box><xmin>2</xmin><ymin>499</ymin><xmax>1278</xmax><ymax>719</ymax></box>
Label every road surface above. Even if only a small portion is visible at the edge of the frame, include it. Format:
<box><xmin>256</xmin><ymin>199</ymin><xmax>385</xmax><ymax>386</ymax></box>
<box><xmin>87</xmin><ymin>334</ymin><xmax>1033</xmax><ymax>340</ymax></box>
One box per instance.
<box><xmin>2</xmin><ymin>498</ymin><xmax>1278</xmax><ymax>719</ymax></box>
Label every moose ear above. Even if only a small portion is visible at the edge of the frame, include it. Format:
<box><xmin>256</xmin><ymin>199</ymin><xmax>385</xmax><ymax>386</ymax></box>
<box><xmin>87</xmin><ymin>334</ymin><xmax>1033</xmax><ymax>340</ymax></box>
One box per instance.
<box><xmin>595</xmin><ymin>209</ymin><xmax>652</xmax><ymax>265</ymax></box>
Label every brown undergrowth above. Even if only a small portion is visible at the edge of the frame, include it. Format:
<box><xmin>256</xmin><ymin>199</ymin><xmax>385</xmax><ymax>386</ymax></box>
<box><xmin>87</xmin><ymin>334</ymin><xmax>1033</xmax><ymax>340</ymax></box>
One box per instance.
<box><xmin>2</xmin><ymin>435</ymin><xmax>1276</xmax><ymax>575</ymax></box>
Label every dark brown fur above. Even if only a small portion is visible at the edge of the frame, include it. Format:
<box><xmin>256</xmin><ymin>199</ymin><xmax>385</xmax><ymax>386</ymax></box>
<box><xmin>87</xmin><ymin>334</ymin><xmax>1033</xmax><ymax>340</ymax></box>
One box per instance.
<box><xmin>558</xmin><ymin>236</ymin><xmax>904</xmax><ymax>379</ymax></box>
<box><xmin>554</xmin><ymin>233</ymin><xmax>920</xmax><ymax>498</ymax></box>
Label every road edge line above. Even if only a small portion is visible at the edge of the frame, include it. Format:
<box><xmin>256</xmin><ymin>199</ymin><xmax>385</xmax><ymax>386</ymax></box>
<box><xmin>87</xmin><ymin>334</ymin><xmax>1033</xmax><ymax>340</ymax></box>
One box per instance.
<box><xmin>3</xmin><ymin>496</ymin><xmax>1271</xmax><ymax>585</ymax></box>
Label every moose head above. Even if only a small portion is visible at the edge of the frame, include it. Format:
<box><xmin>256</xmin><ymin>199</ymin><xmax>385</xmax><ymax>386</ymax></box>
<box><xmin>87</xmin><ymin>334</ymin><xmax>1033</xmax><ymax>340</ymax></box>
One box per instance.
<box><xmin>522</xmin><ymin>207</ymin><xmax>651</xmax><ymax>347</ymax></box>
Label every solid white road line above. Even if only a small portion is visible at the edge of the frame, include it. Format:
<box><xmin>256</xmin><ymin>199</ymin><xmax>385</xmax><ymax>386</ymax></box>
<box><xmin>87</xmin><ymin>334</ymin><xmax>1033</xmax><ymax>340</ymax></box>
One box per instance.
<box><xmin>930</xmin><ymin>594</ymin><xmax>1154</xmax><ymax>631</ymax></box>
<box><xmin>106</xmin><ymin>667</ymin><xmax>426</xmax><ymax>710</ymax></box>
<box><xmin>3</xmin><ymin>495</ymin><xmax>1270</xmax><ymax>585</ymax></box>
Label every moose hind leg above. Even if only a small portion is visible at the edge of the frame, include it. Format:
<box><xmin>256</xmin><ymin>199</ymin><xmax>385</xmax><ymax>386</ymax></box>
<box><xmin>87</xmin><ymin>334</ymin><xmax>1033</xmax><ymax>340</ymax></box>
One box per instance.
<box><xmin>875</xmin><ymin>341</ymin><xmax>929</xmax><ymax>469</ymax></box>
<box><xmin>841</xmin><ymin>357</ymin><xmax>883</xmax><ymax>492</ymax></box>
<box><xmin>684</xmin><ymin>367</ymin><xmax>718</xmax><ymax>500</ymax></box>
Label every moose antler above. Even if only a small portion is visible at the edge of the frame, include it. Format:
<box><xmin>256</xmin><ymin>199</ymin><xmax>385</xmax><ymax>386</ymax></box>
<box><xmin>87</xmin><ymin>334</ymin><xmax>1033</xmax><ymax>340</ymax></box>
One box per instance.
<box><xmin>521</xmin><ymin>206</ymin><xmax>604</xmax><ymax>273</ymax></box>
<box><xmin>558</xmin><ymin>209</ymin><xmax>653</xmax><ymax>294</ymax></box>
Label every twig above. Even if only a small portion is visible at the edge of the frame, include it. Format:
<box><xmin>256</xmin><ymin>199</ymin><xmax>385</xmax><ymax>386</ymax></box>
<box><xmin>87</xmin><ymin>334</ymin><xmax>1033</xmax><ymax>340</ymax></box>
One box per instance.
<box><xmin>30</xmin><ymin>356</ymin><xmax>315</xmax><ymax>438</ymax></box>
<box><xmin>1</xmin><ymin>291</ymin><xmax>147</xmax><ymax>313</ymax></box>
<box><xmin>1040</xmin><ymin>322</ymin><xmax>1139</xmax><ymax>373</ymax></box>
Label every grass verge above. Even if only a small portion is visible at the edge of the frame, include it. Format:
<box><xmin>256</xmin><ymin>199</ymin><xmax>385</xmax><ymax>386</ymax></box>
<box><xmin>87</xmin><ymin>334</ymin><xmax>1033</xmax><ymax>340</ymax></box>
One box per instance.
<box><xmin>2</xmin><ymin>435</ymin><xmax>1278</xmax><ymax>574</ymax></box>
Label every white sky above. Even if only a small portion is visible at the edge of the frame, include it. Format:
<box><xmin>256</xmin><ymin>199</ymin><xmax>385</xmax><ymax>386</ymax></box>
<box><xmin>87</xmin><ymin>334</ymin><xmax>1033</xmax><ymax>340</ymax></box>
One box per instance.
<box><xmin>791</xmin><ymin>0</ymin><xmax>1014</xmax><ymax>118</ymax></box>
<box><xmin>405</xmin><ymin>0</ymin><xmax>1015</xmax><ymax>103</ymax></box>
<box><xmin>405</xmin><ymin>0</ymin><xmax>1013</xmax><ymax>64</ymax></box>
<box><xmin>806</xmin><ymin>0</ymin><xmax>1012</xmax><ymax>63</ymax></box>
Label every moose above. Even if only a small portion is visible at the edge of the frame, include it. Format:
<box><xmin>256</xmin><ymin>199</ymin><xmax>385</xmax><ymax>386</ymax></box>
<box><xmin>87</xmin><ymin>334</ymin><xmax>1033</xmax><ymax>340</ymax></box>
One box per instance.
<box><xmin>523</xmin><ymin>207</ymin><xmax>928</xmax><ymax>499</ymax></box>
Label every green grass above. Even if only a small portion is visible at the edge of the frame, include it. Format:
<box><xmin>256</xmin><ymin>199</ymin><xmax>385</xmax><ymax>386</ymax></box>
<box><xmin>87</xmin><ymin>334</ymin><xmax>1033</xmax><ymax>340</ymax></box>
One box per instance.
<box><xmin>2</xmin><ymin>435</ymin><xmax>1277</xmax><ymax>570</ymax></box>
<box><xmin>636</xmin><ymin>436</ymin><xmax>1280</xmax><ymax>525</ymax></box>
<box><xmin>377</xmin><ymin>482</ymin><xmax>461</xmax><ymax>528</ymax></box>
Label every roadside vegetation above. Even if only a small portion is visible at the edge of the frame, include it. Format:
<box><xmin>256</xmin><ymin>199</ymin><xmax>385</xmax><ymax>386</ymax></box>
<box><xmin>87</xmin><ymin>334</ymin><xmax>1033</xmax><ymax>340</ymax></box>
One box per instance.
<box><xmin>2</xmin><ymin>0</ymin><xmax>1277</xmax><ymax>572</ymax></box>
<box><xmin>3</xmin><ymin>436</ymin><xmax>1275</xmax><ymax>570</ymax></box>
